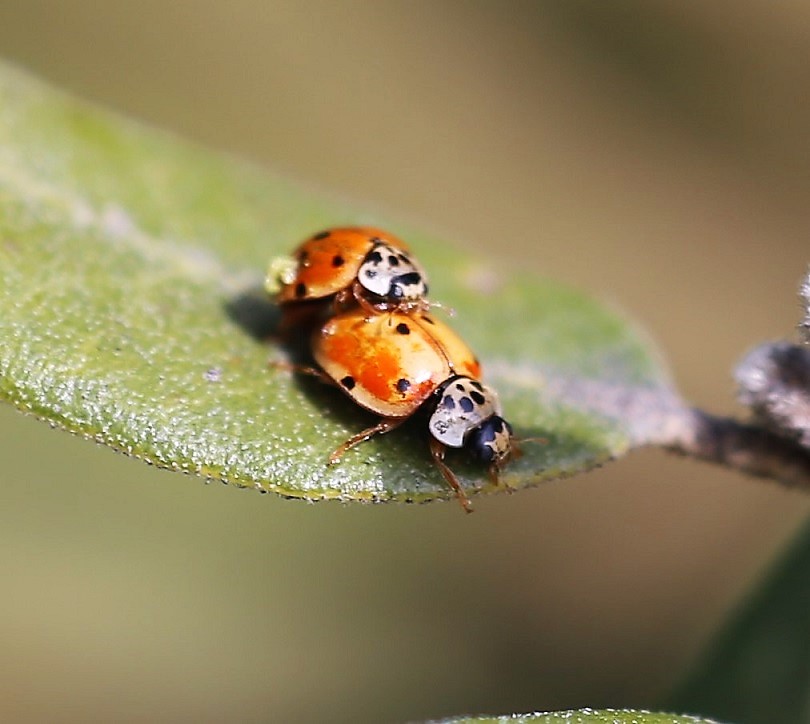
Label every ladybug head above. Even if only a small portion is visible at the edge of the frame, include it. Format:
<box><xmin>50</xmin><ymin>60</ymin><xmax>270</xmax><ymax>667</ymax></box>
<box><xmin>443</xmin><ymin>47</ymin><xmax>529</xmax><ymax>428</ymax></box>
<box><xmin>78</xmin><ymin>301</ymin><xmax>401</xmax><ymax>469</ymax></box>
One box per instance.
<box><xmin>358</xmin><ymin>244</ymin><xmax>429</xmax><ymax>302</ymax></box>
<box><xmin>389</xmin><ymin>271</ymin><xmax>428</xmax><ymax>300</ymax></box>
<box><xmin>467</xmin><ymin>416</ymin><xmax>514</xmax><ymax>466</ymax></box>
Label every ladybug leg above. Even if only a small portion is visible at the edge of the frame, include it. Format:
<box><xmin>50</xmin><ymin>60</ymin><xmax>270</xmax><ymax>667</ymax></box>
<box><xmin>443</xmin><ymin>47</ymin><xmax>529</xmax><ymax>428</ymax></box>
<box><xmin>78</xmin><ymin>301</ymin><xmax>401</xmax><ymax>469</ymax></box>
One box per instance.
<box><xmin>351</xmin><ymin>281</ymin><xmax>388</xmax><ymax>316</ymax></box>
<box><xmin>428</xmin><ymin>438</ymin><xmax>473</xmax><ymax>514</ymax></box>
<box><xmin>275</xmin><ymin>302</ymin><xmax>326</xmax><ymax>339</ymax></box>
<box><xmin>487</xmin><ymin>463</ymin><xmax>514</xmax><ymax>493</ymax></box>
<box><xmin>328</xmin><ymin>418</ymin><xmax>404</xmax><ymax>464</ymax></box>
<box><xmin>333</xmin><ymin>288</ymin><xmax>355</xmax><ymax>314</ymax></box>
<box><xmin>509</xmin><ymin>438</ymin><xmax>527</xmax><ymax>465</ymax></box>
<box><xmin>270</xmin><ymin>359</ymin><xmax>336</xmax><ymax>386</ymax></box>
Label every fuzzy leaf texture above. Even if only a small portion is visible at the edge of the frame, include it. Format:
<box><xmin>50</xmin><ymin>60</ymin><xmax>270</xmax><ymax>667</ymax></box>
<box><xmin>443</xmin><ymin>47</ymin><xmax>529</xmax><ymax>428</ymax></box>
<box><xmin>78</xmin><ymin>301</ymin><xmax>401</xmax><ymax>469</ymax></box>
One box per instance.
<box><xmin>433</xmin><ymin>709</ymin><xmax>722</xmax><ymax>724</ymax></box>
<box><xmin>0</xmin><ymin>62</ymin><xmax>682</xmax><ymax>505</ymax></box>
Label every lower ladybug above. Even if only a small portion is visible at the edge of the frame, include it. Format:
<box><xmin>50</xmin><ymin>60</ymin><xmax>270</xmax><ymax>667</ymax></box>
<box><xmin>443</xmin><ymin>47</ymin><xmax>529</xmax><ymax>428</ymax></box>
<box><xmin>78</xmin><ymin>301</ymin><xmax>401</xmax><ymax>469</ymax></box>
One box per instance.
<box><xmin>266</xmin><ymin>227</ymin><xmax>431</xmax><ymax>330</ymax></box>
<box><xmin>302</xmin><ymin>307</ymin><xmax>515</xmax><ymax>512</ymax></box>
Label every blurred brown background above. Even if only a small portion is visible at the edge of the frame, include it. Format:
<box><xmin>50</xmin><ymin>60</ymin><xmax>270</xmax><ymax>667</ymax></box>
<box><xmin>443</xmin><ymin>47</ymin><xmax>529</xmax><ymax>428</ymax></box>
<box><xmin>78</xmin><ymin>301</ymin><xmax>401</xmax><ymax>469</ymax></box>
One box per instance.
<box><xmin>0</xmin><ymin>2</ymin><xmax>808</xmax><ymax>722</ymax></box>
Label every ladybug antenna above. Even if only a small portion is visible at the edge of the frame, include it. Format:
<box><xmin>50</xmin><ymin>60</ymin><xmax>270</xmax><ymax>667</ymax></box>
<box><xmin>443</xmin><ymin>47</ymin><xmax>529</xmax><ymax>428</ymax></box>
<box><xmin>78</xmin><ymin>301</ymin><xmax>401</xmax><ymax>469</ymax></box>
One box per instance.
<box><xmin>506</xmin><ymin>435</ymin><xmax>548</xmax><ymax>464</ymax></box>
<box><xmin>515</xmin><ymin>435</ymin><xmax>548</xmax><ymax>448</ymax></box>
<box><xmin>425</xmin><ymin>298</ymin><xmax>456</xmax><ymax>318</ymax></box>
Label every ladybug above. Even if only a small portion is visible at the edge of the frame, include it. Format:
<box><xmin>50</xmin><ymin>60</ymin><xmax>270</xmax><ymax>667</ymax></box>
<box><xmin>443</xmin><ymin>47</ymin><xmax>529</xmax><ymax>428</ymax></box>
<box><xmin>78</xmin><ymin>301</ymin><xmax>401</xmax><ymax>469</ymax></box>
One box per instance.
<box><xmin>304</xmin><ymin>307</ymin><xmax>514</xmax><ymax>512</ymax></box>
<box><xmin>267</xmin><ymin>227</ymin><xmax>430</xmax><ymax>327</ymax></box>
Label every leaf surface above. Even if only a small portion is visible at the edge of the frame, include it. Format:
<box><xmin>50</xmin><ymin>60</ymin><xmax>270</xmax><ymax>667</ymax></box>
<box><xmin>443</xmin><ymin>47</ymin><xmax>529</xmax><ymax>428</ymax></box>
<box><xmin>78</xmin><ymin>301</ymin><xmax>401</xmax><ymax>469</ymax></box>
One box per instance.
<box><xmin>0</xmin><ymin>62</ymin><xmax>682</xmax><ymax>504</ymax></box>
<box><xmin>433</xmin><ymin>710</ymin><xmax>722</xmax><ymax>724</ymax></box>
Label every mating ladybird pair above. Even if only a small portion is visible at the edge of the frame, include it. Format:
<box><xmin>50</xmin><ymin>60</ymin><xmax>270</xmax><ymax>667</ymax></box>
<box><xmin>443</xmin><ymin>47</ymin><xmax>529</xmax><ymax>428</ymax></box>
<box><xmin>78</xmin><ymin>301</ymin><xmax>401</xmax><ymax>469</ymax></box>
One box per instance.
<box><xmin>267</xmin><ymin>226</ymin><xmax>516</xmax><ymax>512</ymax></box>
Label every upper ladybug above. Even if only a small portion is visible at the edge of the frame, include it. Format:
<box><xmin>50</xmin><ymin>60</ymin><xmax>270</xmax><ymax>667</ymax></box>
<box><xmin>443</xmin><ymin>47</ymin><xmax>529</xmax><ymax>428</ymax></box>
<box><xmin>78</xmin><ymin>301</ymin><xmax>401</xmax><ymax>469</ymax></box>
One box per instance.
<box><xmin>267</xmin><ymin>227</ymin><xmax>430</xmax><ymax>317</ymax></box>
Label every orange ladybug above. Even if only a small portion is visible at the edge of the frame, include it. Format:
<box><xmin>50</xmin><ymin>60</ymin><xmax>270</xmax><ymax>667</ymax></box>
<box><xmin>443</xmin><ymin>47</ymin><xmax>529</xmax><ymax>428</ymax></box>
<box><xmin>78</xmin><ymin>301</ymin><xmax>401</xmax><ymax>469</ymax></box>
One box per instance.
<box><xmin>267</xmin><ymin>227</ymin><xmax>430</xmax><ymax>327</ymax></box>
<box><xmin>307</xmin><ymin>307</ymin><xmax>514</xmax><ymax>512</ymax></box>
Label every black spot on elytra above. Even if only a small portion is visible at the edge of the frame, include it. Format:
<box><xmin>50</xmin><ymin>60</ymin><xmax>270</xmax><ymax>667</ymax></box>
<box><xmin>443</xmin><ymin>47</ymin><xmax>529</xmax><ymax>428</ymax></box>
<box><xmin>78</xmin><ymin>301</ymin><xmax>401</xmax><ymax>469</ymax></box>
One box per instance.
<box><xmin>313</xmin><ymin>230</ymin><xmax>330</xmax><ymax>240</ymax></box>
<box><xmin>341</xmin><ymin>376</ymin><xmax>356</xmax><ymax>390</ymax></box>
<box><xmin>459</xmin><ymin>396</ymin><xmax>474</xmax><ymax>413</ymax></box>
<box><xmin>295</xmin><ymin>282</ymin><xmax>307</xmax><ymax>298</ymax></box>
<box><xmin>396</xmin><ymin>378</ymin><xmax>411</xmax><ymax>393</ymax></box>
<box><xmin>395</xmin><ymin>323</ymin><xmax>410</xmax><ymax>335</ymax></box>
<box><xmin>443</xmin><ymin>395</ymin><xmax>456</xmax><ymax>410</ymax></box>
<box><xmin>470</xmin><ymin>390</ymin><xmax>485</xmax><ymax>405</ymax></box>
<box><xmin>332</xmin><ymin>254</ymin><xmax>345</xmax><ymax>267</ymax></box>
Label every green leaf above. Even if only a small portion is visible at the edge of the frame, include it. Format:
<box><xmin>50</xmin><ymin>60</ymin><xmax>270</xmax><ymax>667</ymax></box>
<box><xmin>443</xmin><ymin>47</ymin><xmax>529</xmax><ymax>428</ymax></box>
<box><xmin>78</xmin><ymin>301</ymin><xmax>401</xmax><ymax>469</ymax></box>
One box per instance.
<box><xmin>432</xmin><ymin>710</ymin><xmax>722</xmax><ymax>724</ymax></box>
<box><xmin>669</xmin><ymin>519</ymin><xmax>810</xmax><ymax>724</ymax></box>
<box><xmin>0</xmin><ymin>61</ymin><xmax>680</xmax><ymax>505</ymax></box>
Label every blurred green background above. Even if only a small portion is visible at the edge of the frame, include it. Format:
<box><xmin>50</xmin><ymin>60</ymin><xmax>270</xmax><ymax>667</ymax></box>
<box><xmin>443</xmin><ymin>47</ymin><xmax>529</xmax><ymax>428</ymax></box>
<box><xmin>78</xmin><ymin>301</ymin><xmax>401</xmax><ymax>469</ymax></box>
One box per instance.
<box><xmin>0</xmin><ymin>2</ymin><xmax>808</xmax><ymax>722</ymax></box>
